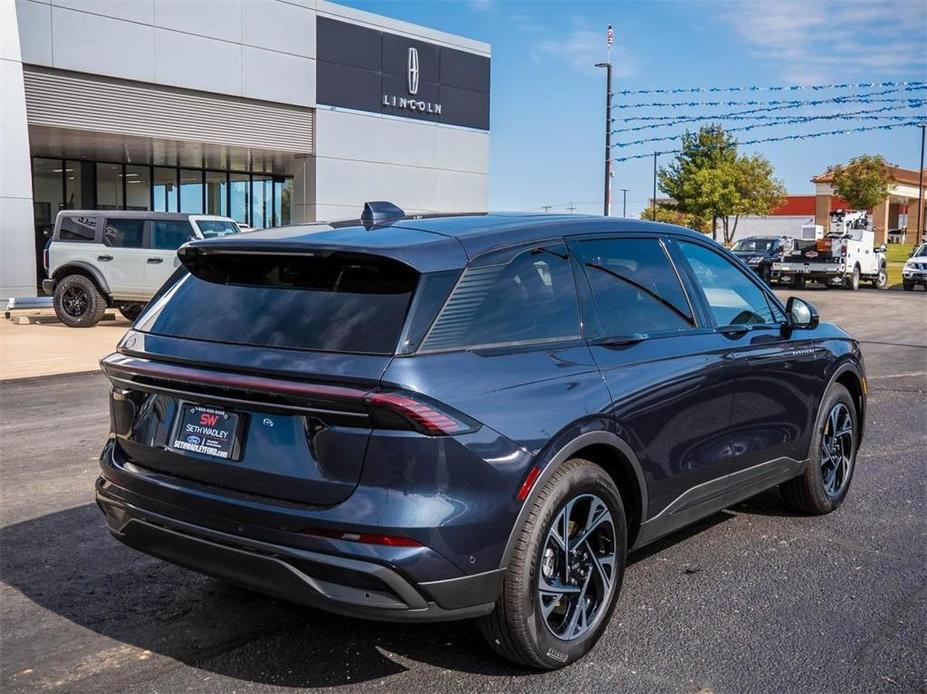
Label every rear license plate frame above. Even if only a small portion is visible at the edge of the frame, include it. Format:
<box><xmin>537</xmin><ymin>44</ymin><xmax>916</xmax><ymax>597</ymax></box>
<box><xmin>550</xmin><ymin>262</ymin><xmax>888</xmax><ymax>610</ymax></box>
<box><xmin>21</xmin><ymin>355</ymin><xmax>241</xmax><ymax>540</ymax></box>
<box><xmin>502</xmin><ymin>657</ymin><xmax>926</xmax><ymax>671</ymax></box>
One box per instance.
<box><xmin>170</xmin><ymin>402</ymin><xmax>244</xmax><ymax>461</ymax></box>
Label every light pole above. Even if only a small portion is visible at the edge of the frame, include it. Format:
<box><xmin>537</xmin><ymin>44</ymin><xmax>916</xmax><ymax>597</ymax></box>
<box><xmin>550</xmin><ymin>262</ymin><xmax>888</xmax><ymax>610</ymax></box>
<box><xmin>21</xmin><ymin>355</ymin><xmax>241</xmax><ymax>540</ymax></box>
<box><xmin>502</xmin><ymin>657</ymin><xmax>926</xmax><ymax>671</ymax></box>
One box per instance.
<box><xmin>917</xmin><ymin>124</ymin><xmax>925</xmax><ymax>242</ymax></box>
<box><xmin>595</xmin><ymin>62</ymin><xmax>612</xmax><ymax>217</ymax></box>
<box><xmin>652</xmin><ymin>152</ymin><xmax>658</xmax><ymax>221</ymax></box>
<box><xmin>620</xmin><ymin>188</ymin><xmax>629</xmax><ymax>217</ymax></box>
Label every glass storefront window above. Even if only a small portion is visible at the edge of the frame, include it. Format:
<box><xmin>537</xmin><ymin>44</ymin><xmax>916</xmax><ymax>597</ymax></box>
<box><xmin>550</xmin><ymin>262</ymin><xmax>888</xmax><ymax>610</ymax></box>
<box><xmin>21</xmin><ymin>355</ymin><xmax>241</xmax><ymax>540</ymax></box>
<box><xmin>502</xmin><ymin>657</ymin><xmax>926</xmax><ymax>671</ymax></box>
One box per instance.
<box><xmin>32</xmin><ymin>159</ymin><xmax>64</xmax><ymax>233</ymax></box>
<box><xmin>205</xmin><ymin>171</ymin><xmax>228</xmax><ymax>216</ymax></box>
<box><xmin>125</xmin><ymin>165</ymin><xmax>151</xmax><ymax>211</ymax></box>
<box><xmin>230</xmin><ymin>173</ymin><xmax>250</xmax><ymax>225</ymax></box>
<box><xmin>273</xmin><ymin>177</ymin><xmax>293</xmax><ymax>226</ymax></box>
<box><xmin>153</xmin><ymin>167</ymin><xmax>178</xmax><ymax>212</ymax></box>
<box><xmin>64</xmin><ymin>160</ymin><xmax>95</xmax><ymax>209</ymax></box>
<box><xmin>252</xmin><ymin>175</ymin><xmax>272</xmax><ymax>229</ymax></box>
<box><xmin>179</xmin><ymin>169</ymin><xmax>204</xmax><ymax>214</ymax></box>
<box><xmin>33</xmin><ymin>158</ymin><xmax>291</xmax><ymax>226</ymax></box>
<box><xmin>96</xmin><ymin>163</ymin><xmax>123</xmax><ymax>210</ymax></box>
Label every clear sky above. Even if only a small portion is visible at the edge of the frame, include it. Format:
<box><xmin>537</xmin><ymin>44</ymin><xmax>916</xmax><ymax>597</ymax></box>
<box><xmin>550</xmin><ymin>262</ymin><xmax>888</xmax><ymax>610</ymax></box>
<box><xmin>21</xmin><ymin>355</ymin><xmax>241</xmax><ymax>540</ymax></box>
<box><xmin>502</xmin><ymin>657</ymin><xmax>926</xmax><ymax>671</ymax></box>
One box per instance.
<box><xmin>338</xmin><ymin>0</ymin><xmax>927</xmax><ymax>217</ymax></box>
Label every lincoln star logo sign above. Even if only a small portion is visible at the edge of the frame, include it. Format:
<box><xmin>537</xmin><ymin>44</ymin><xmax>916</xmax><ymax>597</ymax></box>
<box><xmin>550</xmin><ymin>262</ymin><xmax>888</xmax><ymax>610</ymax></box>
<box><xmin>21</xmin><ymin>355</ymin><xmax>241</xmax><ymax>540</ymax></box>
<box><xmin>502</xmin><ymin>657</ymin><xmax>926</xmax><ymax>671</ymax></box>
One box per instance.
<box><xmin>382</xmin><ymin>45</ymin><xmax>442</xmax><ymax>115</ymax></box>
<box><xmin>408</xmin><ymin>47</ymin><xmax>419</xmax><ymax>95</ymax></box>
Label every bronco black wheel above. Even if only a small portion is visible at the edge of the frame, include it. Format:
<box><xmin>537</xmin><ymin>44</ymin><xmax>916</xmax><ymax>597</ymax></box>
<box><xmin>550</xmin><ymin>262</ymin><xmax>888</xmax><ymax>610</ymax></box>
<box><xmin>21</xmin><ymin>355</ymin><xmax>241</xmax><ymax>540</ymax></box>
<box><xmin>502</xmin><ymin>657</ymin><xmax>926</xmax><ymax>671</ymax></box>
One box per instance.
<box><xmin>479</xmin><ymin>459</ymin><xmax>626</xmax><ymax>669</ymax></box>
<box><xmin>53</xmin><ymin>275</ymin><xmax>107</xmax><ymax>328</ymax></box>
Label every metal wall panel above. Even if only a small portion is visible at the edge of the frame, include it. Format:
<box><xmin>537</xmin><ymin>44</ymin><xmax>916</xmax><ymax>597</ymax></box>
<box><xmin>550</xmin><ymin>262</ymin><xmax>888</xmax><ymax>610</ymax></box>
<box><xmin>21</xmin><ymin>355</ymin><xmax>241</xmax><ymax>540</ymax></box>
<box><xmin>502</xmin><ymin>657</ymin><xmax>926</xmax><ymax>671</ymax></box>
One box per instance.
<box><xmin>23</xmin><ymin>67</ymin><xmax>314</xmax><ymax>154</ymax></box>
<box><xmin>316</xmin><ymin>17</ymin><xmax>490</xmax><ymax>131</ymax></box>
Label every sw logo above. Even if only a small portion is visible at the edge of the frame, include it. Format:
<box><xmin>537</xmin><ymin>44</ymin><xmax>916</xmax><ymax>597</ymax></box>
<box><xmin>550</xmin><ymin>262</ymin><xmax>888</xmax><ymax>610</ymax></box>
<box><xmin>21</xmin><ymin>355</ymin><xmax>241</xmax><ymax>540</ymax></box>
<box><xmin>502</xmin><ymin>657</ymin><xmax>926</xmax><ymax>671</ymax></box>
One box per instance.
<box><xmin>199</xmin><ymin>413</ymin><xmax>220</xmax><ymax>426</ymax></box>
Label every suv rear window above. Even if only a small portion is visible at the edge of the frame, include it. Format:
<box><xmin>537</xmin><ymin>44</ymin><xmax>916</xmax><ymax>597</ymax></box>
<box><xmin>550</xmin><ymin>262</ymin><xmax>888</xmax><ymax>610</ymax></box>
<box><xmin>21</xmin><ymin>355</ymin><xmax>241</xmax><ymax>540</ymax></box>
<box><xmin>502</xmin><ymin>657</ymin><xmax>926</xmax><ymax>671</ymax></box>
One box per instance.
<box><xmin>58</xmin><ymin>215</ymin><xmax>98</xmax><ymax>242</ymax></box>
<box><xmin>137</xmin><ymin>253</ymin><xmax>418</xmax><ymax>354</ymax></box>
<box><xmin>195</xmin><ymin>220</ymin><xmax>240</xmax><ymax>238</ymax></box>
<box><xmin>420</xmin><ymin>244</ymin><xmax>579</xmax><ymax>351</ymax></box>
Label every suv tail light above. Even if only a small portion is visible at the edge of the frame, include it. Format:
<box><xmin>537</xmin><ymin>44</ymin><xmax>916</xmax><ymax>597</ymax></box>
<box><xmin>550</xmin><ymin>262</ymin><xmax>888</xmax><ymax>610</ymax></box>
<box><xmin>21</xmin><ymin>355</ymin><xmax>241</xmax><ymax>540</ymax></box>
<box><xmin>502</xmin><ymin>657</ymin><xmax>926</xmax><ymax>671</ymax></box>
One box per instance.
<box><xmin>42</xmin><ymin>239</ymin><xmax>51</xmax><ymax>272</ymax></box>
<box><xmin>101</xmin><ymin>354</ymin><xmax>478</xmax><ymax>437</ymax></box>
<box><xmin>365</xmin><ymin>391</ymin><xmax>477</xmax><ymax>436</ymax></box>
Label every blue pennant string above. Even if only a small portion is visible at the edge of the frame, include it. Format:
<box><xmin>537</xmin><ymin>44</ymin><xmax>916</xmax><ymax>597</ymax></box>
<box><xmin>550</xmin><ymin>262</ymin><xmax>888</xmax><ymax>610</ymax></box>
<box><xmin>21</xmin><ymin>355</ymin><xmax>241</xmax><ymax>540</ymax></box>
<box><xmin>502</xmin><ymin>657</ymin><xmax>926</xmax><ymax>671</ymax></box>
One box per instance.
<box><xmin>616</xmin><ymin>80</ymin><xmax>925</xmax><ymax>96</ymax></box>
<box><xmin>616</xmin><ymin>84</ymin><xmax>924</xmax><ymax>110</ymax></box>
<box><xmin>612</xmin><ymin>106</ymin><xmax>927</xmax><ymax>143</ymax></box>
<box><xmin>613</xmin><ymin>102</ymin><xmax>925</xmax><ymax>131</ymax></box>
<box><xmin>610</xmin><ymin>120</ymin><xmax>927</xmax><ymax>163</ymax></box>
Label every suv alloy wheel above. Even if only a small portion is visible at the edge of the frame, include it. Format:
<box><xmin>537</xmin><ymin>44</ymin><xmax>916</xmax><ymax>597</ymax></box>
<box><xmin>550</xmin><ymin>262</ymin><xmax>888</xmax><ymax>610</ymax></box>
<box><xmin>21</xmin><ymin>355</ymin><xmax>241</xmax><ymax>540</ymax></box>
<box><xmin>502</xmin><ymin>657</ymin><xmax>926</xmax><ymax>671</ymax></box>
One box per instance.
<box><xmin>479</xmin><ymin>459</ymin><xmax>627</xmax><ymax>669</ymax></box>
<box><xmin>780</xmin><ymin>383</ymin><xmax>857</xmax><ymax>514</ymax></box>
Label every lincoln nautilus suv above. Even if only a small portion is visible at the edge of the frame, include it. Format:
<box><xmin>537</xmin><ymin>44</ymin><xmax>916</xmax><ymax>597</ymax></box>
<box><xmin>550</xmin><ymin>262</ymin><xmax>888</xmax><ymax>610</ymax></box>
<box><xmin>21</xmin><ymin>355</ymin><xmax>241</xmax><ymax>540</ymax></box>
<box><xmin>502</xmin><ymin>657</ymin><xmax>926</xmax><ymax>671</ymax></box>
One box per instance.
<box><xmin>96</xmin><ymin>202</ymin><xmax>866</xmax><ymax>669</ymax></box>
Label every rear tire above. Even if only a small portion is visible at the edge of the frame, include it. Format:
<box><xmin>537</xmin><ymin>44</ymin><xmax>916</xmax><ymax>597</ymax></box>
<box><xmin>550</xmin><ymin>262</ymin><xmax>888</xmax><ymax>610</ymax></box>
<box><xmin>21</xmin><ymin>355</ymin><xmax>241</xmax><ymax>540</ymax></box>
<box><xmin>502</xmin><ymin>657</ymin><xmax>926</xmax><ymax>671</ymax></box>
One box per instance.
<box><xmin>780</xmin><ymin>383</ymin><xmax>857</xmax><ymax>515</ymax></box>
<box><xmin>479</xmin><ymin>459</ymin><xmax>627</xmax><ymax>669</ymax></box>
<box><xmin>53</xmin><ymin>275</ymin><xmax>107</xmax><ymax>328</ymax></box>
<box><xmin>845</xmin><ymin>265</ymin><xmax>860</xmax><ymax>291</ymax></box>
<box><xmin>118</xmin><ymin>303</ymin><xmax>145</xmax><ymax>322</ymax></box>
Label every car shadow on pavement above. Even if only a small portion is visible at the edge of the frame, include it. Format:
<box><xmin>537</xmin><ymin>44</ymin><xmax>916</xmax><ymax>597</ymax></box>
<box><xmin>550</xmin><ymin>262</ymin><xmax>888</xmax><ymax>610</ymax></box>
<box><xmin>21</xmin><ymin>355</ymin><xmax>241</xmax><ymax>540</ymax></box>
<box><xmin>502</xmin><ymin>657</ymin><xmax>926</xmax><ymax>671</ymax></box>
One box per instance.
<box><xmin>1</xmin><ymin>504</ymin><xmax>535</xmax><ymax>688</ymax></box>
<box><xmin>1</xmin><ymin>503</ymin><xmax>741</xmax><ymax>688</ymax></box>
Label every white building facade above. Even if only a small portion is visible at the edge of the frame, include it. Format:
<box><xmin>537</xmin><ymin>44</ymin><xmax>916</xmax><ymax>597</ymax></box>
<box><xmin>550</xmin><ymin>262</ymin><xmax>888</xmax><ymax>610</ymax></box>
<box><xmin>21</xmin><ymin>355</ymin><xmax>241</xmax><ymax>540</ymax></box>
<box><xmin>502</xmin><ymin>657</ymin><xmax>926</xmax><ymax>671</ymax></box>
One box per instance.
<box><xmin>2</xmin><ymin>0</ymin><xmax>491</xmax><ymax>297</ymax></box>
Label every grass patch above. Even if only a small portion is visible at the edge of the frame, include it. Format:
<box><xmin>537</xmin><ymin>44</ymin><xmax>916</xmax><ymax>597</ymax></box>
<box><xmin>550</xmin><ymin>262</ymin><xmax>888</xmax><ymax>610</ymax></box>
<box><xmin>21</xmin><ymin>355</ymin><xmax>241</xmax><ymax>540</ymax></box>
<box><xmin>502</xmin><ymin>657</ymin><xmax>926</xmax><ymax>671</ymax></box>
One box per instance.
<box><xmin>885</xmin><ymin>243</ymin><xmax>914</xmax><ymax>287</ymax></box>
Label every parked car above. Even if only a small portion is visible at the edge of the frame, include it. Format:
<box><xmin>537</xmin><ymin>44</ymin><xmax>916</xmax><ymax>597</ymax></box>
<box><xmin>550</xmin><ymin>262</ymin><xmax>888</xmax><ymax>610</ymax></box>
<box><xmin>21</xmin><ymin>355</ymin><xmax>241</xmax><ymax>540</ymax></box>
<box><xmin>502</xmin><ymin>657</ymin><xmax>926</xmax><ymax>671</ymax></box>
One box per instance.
<box><xmin>902</xmin><ymin>243</ymin><xmax>927</xmax><ymax>291</ymax></box>
<box><xmin>43</xmin><ymin>211</ymin><xmax>241</xmax><ymax>327</ymax></box>
<box><xmin>730</xmin><ymin>235</ymin><xmax>788</xmax><ymax>283</ymax></box>
<box><xmin>96</xmin><ymin>204</ymin><xmax>866</xmax><ymax>669</ymax></box>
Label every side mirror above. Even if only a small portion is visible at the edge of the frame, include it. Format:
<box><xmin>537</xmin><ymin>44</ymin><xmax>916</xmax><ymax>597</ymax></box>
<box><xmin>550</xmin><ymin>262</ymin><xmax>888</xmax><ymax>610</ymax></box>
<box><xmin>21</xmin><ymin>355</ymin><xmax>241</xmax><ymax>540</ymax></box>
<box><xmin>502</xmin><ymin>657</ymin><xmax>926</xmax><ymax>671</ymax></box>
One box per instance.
<box><xmin>878</xmin><ymin>243</ymin><xmax>887</xmax><ymax>253</ymax></box>
<box><xmin>785</xmin><ymin>296</ymin><xmax>819</xmax><ymax>330</ymax></box>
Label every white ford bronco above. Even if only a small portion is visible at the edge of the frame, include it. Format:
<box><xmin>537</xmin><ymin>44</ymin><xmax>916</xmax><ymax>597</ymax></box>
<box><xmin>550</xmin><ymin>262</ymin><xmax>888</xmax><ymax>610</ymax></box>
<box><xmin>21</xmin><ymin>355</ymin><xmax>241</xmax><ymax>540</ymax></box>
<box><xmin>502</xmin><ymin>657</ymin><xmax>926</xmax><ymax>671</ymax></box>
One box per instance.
<box><xmin>43</xmin><ymin>211</ymin><xmax>240</xmax><ymax>327</ymax></box>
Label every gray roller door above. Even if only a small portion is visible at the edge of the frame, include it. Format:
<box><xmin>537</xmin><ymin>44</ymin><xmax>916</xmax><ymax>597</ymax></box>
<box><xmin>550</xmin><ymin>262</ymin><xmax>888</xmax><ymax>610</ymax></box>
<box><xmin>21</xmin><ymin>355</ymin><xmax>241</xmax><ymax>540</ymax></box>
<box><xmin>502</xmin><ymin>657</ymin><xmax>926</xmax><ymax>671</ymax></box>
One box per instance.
<box><xmin>23</xmin><ymin>67</ymin><xmax>313</xmax><ymax>154</ymax></box>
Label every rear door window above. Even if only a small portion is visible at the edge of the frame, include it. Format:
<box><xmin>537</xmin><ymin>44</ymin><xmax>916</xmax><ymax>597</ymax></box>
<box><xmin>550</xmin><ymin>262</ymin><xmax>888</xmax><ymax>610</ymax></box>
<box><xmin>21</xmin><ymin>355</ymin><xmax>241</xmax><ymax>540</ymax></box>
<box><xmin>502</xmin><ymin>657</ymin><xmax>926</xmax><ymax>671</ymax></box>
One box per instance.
<box><xmin>139</xmin><ymin>253</ymin><xmax>418</xmax><ymax>354</ymax></box>
<box><xmin>150</xmin><ymin>220</ymin><xmax>195</xmax><ymax>250</ymax></box>
<box><xmin>677</xmin><ymin>241</ymin><xmax>775</xmax><ymax>326</ymax></box>
<box><xmin>195</xmin><ymin>220</ymin><xmax>240</xmax><ymax>238</ymax></box>
<box><xmin>575</xmin><ymin>238</ymin><xmax>694</xmax><ymax>336</ymax></box>
<box><xmin>420</xmin><ymin>243</ymin><xmax>579</xmax><ymax>351</ymax></box>
<box><xmin>102</xmin><ymin>219</ymin><xmax>145</xmax><ymax>248</ymax></box>
<box><xmin>58</xmin><ymin>215</ymin><xmax>99</xmax><ymax>242</ymax></box>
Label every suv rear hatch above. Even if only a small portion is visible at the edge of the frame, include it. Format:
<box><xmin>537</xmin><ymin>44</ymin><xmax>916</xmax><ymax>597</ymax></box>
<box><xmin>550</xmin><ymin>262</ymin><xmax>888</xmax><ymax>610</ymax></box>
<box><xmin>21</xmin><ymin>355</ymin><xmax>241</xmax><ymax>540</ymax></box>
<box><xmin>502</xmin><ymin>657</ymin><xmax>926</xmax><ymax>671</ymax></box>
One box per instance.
<box><xmin>103</xmin><ymin>248</ymin><xmax>437</xmax><ymax>506</ymax></box>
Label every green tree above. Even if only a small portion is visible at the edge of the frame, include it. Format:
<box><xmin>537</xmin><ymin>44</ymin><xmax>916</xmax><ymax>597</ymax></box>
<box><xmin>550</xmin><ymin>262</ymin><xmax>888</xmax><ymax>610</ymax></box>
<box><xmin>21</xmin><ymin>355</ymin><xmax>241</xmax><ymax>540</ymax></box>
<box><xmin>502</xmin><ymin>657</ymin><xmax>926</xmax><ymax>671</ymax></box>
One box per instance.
<box><xmin>657</xmin><ymin>125</ymin><xmax>786</xmax><ymax>244</ymax></box>
<box><xmin>828</xmin><ymin>154</ymin><xmax>893</xmax><ymax>211</ymax></box>
<box><xmin>639</xmin><ymin>204</ymin><xmax>710</xmax><ymax>233</ymax></box>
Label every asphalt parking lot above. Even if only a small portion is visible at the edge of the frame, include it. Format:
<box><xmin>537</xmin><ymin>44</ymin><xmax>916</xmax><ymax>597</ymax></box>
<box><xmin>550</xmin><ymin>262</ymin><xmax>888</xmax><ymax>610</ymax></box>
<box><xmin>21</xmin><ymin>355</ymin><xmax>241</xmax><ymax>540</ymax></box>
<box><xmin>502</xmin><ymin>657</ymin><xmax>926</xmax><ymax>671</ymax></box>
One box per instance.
<box><xmin>1</xmin><ymin>288</ymin><xmax>924</xmax><ymax>693</ymax></box>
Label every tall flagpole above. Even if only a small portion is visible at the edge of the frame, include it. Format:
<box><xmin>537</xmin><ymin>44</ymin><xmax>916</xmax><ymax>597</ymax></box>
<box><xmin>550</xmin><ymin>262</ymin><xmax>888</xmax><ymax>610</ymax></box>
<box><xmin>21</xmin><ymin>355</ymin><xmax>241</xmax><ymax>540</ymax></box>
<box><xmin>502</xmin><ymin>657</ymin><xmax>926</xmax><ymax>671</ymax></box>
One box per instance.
<box><xmin>597</xmin><ymin>25</ymin><xmax>615</xmax><ymax>217</ymax></box>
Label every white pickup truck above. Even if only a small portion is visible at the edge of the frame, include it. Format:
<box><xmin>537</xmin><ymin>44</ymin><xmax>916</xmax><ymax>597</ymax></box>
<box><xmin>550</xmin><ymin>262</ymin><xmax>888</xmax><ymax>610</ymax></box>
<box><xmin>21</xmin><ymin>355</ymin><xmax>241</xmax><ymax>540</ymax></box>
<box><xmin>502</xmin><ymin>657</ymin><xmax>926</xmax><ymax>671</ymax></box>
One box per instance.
<box><xmin>772</xmin><ymin>209</ymin><xmax>888</xmax><ymax>290</ymax></box>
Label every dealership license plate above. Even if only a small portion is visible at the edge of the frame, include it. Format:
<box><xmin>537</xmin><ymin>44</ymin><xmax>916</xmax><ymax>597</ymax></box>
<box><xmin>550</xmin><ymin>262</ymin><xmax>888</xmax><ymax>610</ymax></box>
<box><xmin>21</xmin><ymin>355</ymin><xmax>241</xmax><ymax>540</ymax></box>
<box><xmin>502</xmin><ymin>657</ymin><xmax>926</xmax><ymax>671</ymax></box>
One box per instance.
<box><xmin>172</xmin><ymin>404</ymin><xmax>240</xmax><ymax>460</ymax></box>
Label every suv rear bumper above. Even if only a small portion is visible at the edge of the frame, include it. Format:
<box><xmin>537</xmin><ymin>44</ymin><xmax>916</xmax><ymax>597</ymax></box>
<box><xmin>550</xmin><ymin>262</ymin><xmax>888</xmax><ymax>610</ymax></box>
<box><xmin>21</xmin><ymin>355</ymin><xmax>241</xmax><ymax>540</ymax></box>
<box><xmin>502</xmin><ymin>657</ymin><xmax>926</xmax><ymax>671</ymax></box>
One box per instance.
<box><xmin>97</xmin><ymin>488</ymin><xmax>500</xmax><ymax>622</ymax></box>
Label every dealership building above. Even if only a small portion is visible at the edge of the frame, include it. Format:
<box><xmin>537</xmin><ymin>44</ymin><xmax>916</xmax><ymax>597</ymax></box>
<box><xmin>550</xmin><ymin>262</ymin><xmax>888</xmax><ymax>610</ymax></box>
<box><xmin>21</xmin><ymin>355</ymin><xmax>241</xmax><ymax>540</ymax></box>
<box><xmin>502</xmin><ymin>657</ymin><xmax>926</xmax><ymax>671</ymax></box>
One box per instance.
<box><xmin>1</xmin><ymin>0</ymin><xmax>491</xmax><ymax>297</ymax></box>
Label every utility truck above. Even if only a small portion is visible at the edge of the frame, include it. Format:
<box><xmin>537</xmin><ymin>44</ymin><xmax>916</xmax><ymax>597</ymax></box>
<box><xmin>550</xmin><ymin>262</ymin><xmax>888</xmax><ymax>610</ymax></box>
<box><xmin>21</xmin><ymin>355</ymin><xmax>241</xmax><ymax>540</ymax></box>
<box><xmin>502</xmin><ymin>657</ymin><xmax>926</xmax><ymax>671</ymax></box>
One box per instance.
<box><xmin>772</xmin><ymin>209</ymin><xmax>887</xmax><ymax>290</ymax></box>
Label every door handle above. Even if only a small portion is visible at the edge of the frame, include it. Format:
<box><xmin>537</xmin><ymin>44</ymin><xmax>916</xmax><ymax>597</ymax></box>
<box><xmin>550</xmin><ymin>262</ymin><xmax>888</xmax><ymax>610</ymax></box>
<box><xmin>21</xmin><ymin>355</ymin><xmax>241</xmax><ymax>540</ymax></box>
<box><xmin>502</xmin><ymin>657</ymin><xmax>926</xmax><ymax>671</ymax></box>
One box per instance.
<box><xmin>97</xmin><ymin>255</ymin><xmax>113</xmax><ymax>262</ymax></box>
<box><xmin>146</xmin><ymin>257</ymin><xmax>164</xmax><ymax>264</ymax></box>
<box><xmin>716</xmin><ymin>324</ymin><xmax>750</xmax><ymax>337</ymax></box>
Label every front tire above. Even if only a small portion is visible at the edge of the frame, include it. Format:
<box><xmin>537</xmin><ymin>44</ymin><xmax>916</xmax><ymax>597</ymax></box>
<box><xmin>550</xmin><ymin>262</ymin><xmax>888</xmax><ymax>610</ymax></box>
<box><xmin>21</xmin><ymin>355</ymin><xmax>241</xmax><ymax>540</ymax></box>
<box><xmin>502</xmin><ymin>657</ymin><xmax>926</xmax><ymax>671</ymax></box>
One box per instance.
<box><xmin>902</xmin><ymin>280</ymin><xmax>914</xmax><ymax>291</ymax></box>
<box><xmin>53</xmin><ymin>275</ymin><xmax>107</xmax><ymax>328</ymax></box>
<box><xmin>479</xmin><ymin>459</ymin><xmax>627</xmax><ymax>669</ymax></box>
<box><xmin>780</xmin><ymin>383</ymin><xmax>858</xmax><ymax>514</ymax></box>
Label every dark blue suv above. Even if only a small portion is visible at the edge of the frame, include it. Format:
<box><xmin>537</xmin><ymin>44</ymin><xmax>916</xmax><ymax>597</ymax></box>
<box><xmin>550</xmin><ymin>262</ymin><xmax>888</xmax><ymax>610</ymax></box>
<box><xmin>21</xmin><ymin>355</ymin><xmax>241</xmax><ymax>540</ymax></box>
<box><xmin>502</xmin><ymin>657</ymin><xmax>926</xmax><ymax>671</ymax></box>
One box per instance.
<box><xmin>96</xmin><ymin>205</ymin><xmax>866</xmax><ymax>669</ymax></box>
